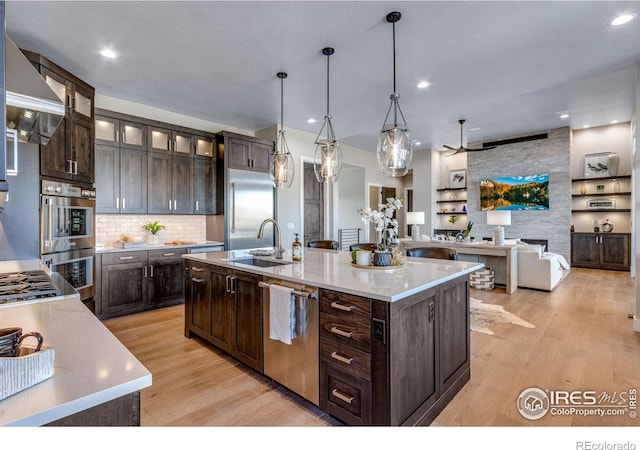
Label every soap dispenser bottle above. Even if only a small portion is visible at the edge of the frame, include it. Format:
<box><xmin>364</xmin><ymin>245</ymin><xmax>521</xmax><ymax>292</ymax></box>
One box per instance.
<box><xmin>292</xmin><ymin>233</ymin><xmax>302</xmax><ymax>261</ymax></box>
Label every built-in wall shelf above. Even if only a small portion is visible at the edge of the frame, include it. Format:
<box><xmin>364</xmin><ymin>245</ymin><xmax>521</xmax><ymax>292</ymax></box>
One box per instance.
<box><xmin>572</xmin><ymin>209</ymin><xmax>631</xmax><ymax>213</ymax></box>
<box><xmin>572</xmin><ymin>175</ymin><xmax>631</xmax><ymax>182</ymax></box>
<box><xmin>437</xmin><ymin>211</ymin><xmax>467</xmax><ymax>215</ymax></box>
<box><xmin>572</xmin><ymin>192</ymin><xmax>631</xmax><ymax>198</ymax></box>
<box><xmin>436</xmin><ymin>187</ymin><xmax>467</xmax><ymax>192</ymax></box>
<box><xmin>436</xmin><ymin>200</ymin><xmax>467</xmax><ymax>203</ymax></box>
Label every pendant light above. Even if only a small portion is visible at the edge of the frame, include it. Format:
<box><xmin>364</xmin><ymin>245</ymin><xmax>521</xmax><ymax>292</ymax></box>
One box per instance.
<box><xmin>271</xmin><ymin>72</ymin><xmax>295</xmax><ymax>189</ymax></box>
<box><xmin>377</xmin><ymin>11</ymin><xmax>412</xmax><ymax>178</ymax></box>
<box><xmin>313</xmin><ymin>47</ymin><xmax>343</xmax><ymax>183</ymax></box>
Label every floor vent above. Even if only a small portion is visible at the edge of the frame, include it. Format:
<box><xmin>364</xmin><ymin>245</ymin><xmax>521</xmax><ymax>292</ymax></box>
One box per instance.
<box><xmin>483</xmin><ymin>132</ymin><xmax>548</xmax><ymax>148</ymax></box>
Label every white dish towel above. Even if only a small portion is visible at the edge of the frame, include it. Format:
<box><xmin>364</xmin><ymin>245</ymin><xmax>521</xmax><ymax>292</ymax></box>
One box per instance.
<box><xmin>269</xmin><ymin>284</ymin><xmax>295</xmax><ymax>345</ymax></box>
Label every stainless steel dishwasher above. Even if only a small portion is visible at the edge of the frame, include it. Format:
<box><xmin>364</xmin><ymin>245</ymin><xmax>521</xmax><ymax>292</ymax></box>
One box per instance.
<box><xmin>260</xmin><ymin>277</ymin><xmax>319</xmax><ymax>406</ymax></box>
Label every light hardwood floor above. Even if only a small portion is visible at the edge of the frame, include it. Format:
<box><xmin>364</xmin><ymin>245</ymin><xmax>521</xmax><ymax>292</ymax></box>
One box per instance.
<box><xmin>103</xmin><ymin>268</ymin><xmax>640</xmax><ymax>427</ymax></box>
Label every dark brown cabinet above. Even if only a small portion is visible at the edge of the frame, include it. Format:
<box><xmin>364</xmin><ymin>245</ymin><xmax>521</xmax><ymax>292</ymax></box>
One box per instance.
<box><xmin>97</xmin><ymin>249</ymin><xmax>186</xmax><ymax>319</ymax></box>
<box><xmin>95</xmin><ymin>144</ymin><xmax>147</xmax><ymax>214</ymax></box>
<box><xmin>193</xmin><ymin>132</ymin><xmax>217</xmax><ymax>214</ymax></box>
<box><xmin>184</xmin><ymin>263</ymin><xmax>263</xmax><ymax>372</ymax></box>
<box><xmin>319</xmin><ymin>276</ymin><xmax>470</xmax><ymax>426</ymax></box>
<box><xmin>225</xmin><ymin>135</ymin><xmax>272</xmax><ymax>173</ymax></box>
<box><xmin>148</xmin><ymin>152</ymin><xmax>194</xmax><ymax>214</ymax></box>
<box><xmin>571</xmin><ymin>232</ymin><xmax>630</xmax><ymax>271</ymax></box>
<box><xmin>99</xmin><ymin>251</ymin><xmax>148</xmax><ymax>318</ymax></box>
<box><xmin>24</xmin><ymin>52</ymin><xmax>95</xmax><ymax>184</ymax></box>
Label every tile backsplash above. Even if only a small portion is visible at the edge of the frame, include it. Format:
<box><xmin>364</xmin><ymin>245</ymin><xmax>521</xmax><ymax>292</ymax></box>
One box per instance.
<box><xmin>96</xmin><ymin>214</ymin><xmax>207</xmax><ymax>246</ymax></box>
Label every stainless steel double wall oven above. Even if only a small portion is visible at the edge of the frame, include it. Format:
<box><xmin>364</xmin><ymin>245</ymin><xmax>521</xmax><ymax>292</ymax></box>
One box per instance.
<box><xmin>40</xmin><ymin>179</ymin><xmax>96</xmax><ymax>302</ymax></box>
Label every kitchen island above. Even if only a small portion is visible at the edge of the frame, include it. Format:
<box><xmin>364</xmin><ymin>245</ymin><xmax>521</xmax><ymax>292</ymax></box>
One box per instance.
<box><xmin>0</xmin><ymin>261</ymin><xmax>152</xmax><ymax>426</ymax></box>
<box><xmin>183</xmin><ymin>247</ymin><xmax>483</xmax><ymax>426</ymax></box>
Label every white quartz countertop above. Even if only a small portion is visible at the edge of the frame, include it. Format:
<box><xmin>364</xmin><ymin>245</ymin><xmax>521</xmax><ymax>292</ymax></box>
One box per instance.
<box><xmin>0</xmin><ymin>266</ymin><xmax>152</xmax><ymax>426</ymax></box>
<box><xmin>183</xmin><ymin>248</ymin><xmax>484</xmax><ymax>302</ymax></box>
<box><xmin>97</xmin><ymin>240</ymin><xmax>224</xmax><ymax>254</ymax></box>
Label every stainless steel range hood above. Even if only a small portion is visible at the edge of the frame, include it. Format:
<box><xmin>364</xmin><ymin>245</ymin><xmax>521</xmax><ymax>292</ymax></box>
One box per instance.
<box><xmin>5</xmin><ymin>35</ymin><xmax>65</xmax><ymax>145</ymax></box>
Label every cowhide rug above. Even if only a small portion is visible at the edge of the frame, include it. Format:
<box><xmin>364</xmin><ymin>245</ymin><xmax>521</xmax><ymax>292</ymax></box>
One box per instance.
<box><xmin>470</xmin><ymin>298</ymin><xmax>535</xmax><ymax>336</ymax></box>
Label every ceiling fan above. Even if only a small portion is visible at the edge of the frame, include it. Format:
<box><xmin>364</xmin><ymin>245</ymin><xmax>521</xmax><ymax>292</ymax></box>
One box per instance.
<box><xmin>444</xmin><ymin>119</ymin><xmax>496</xmax><ymax>156</ymax></box>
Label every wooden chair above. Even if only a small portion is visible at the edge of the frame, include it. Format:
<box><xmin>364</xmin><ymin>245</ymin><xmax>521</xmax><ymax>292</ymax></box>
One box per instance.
<box><xmin>307</xmin><ymin>240</ymin><xmax>339</xmax><ymax>250</ymax></box>
<box><xmin>349</xmin><ymin>243</ymin><xmax>377</xmax><ymax>252</ymax></box>
<box><xmin>406</xmin><ymin>247</ymin><xmax>458</xmax><ymax>260</ymax></box>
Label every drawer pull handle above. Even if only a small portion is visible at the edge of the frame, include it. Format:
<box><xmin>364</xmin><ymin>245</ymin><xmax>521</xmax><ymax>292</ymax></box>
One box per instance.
<box><xmin>119</xmin><ymin>256</ymin><xmax>133</xmax><ymax>260</ymax></box>
<box><xmin>191</xmin><ymin>267</ymin><xmax>204</xmax><ymax>272</ymax></box>
<box><xmin>330</xmin><ymin>327</ymin><xmax>353</xmax><ymax>338</ymax></box>
<box><xmin>163</xmin><ymin>252</ymin><xmax>176</xmax><ymax>256</ymax></box>
<box><xmin>330</xmin><ymin>301</ymin><xmax>354</xmax><ymax>312</ymax></box>
<box><xmin>191</xmin><ymin>277</ymin><xmax>204</xmax><ymax>283</ymax></box>
<box><xmin>330</xmin><ymin>351</ymin><xmax>353</xmax><ymax>365</ymax></box>
<box><xmin>331</xmin><ymin>389</ymin><xmax>354</xmax><ymax>405</ymax></box>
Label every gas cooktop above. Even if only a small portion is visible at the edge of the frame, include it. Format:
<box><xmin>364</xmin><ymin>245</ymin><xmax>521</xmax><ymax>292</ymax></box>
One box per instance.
<box><xmin>0</xmin><ymin>270</ymin><xmax>63</xmax><ymax>306</ymax></box>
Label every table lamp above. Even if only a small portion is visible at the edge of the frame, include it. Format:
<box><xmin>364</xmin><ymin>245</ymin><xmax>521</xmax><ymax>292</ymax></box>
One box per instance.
<box><xmin>406</xmin><ymin>211</ymin><xmax>425</xmax><ymax>241</ymax></box>
<box><xmin>486</xmin><ymin>210</ymin><xmax>511</xmax><ymax>245</ymax></box>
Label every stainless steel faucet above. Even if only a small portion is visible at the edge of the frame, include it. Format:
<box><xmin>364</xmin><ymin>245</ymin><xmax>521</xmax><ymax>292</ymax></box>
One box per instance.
<box><xmin>257</xmin><ymin>218</ymin><xmax>282</xmax><ymax>259</ymax></box>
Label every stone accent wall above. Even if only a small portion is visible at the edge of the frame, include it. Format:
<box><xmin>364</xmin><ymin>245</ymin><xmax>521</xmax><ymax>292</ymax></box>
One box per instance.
<box><xmin>466</xmin><ymin>127</ymin><xmax>571</xmax><ymax>261</ymax></box>
<box><xmin>96</xmin><ymin>214</ymin><xmax>207</xmax><ymax>247</ymax></box>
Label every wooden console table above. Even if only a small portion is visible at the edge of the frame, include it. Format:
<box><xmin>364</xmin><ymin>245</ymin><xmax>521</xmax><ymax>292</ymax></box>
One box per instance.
<box><xmin>401</xmin><ymin>239</ymin><xmax>518</xmax><ymax>294</ymax></box>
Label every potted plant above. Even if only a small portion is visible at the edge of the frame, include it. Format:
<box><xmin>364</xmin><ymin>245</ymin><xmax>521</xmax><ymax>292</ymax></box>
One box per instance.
<box><xmin>359</xmin><ymin>197</ymin><xmax>404</xmax><ymax>266</ymax></box>
<box><xmin>463</xmin><ymin>220</ymin><xmax>474</xmax><ymax>238</ymax></box>
<box><xmin>142</xmin><ymin>220</ymin><xmax>166</xmax><ymax>244</ymax></box>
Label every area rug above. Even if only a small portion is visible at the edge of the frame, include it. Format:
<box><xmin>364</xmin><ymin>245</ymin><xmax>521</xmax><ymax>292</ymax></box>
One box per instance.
<box><xmin>470</xmin><ymin>298</ymin><xmax>535</xmax><ymax>336</ymax></box>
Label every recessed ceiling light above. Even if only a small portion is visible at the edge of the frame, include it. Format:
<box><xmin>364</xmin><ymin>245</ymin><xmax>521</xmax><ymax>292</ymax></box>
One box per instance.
<box><xmin>416</xmin><ymin>81</ymin><xmax>430</xmax><ymax>89</ymax></box>
<box><xmin>560</xmin><ymin>114</ymin><xmax>570</xmax><ymax>119</ymax></box>
<box><xmin>611</xmin><ymin>120</ymin><xmax>619</xmax><ymax>124</ymax></box>
<box><xmin>414</xmin><ymin>141</ymin><xmax>421</xmax><ymax>146</ymax></box>
<box><xmin>469</xmin><ymin>127</ymin><xmax>481</xmax><ymax>132</ymax></box>
<box><xmin>100</xmin><ymin>48</ymin><xmax>117</xmax><ymax>59</ymax></box>
<box><xmin>609</xmin><ymin>13</ymin><xmax>637</xmax><ymax>26</ymax></box>
<box><xmin>306</xmin><ymin>118</ymin><xmax>317</xmax><ymax>124</ymax></box>
<box><xmin>583</xmin><ymin>124</ymin><xmax>590</xmax><ymax>129</ymax></box>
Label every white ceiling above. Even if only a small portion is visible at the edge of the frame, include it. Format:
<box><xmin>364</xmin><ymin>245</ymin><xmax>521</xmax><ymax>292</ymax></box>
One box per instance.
<box><xmin>6</xmin><ymin>1</ymin><xmax>640</xmax><ymax>152</ymax></box>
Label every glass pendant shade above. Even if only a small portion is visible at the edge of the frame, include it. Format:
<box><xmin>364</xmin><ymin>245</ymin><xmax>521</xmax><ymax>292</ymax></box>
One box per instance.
<box><xmin>313</xmin><ymin>47</ymin><xmax>342</xmax><ymax>183</ymax></box>
<box><xmin>313</xmin><ymin>116</ymin><xmax>342</xmax><ymax>183</ymax></box>
<box><xmin>271</xmin><ymin>129</ymin><xmax>295</xmax><ymax>189</ymax></box>
<box><xmin>377</xmin><ymin>11</ymin><xmax>412</xmax><ymax>178</ymax></box>
<box><xmin>271</xmin><ymin>72</ymin><xmax>294</xmax><ymax>189</ymax></box>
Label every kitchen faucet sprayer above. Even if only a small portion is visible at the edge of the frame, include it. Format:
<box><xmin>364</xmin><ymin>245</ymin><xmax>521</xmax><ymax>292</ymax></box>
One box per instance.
<box><xmin>257</xmin><ymin>219</ymin><xmax>282</xmax><ymax>259</ymax></box>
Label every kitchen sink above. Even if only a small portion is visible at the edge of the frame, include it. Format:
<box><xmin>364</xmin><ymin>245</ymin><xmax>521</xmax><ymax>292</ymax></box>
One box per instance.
<box><xmin>225</xmin><ymin>258</ymin><xmax>292</xmax><ymax>268</ymax></box>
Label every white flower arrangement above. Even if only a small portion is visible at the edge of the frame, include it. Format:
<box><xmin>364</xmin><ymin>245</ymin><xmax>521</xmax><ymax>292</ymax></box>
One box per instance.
<box><xmin>359</xmin><ymin>197</ymin><xmax>403</xmax><ymax>251</ymax></box>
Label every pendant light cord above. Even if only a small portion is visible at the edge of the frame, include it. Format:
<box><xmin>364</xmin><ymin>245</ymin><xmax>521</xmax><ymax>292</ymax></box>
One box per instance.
<box><xmin>280</xmin><ymin>76</ymin><xmax>284</xmax><ymax>137</ymax></box>
<box><xmin>392</xmin><ymin>20</ymin><xmax>396</xmax><ymax>94</ymax></box>
<box><xmin>326</xmin><ymin>52</ymin><xmax>330</xmax><ymax>116</ymax></box>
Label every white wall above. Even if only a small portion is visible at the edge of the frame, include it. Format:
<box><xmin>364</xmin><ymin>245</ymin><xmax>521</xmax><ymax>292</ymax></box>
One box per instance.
<box><xmin>95</xmin><ymin>94</ymin><xmax>254</xmax><ymax>136</ymax></box>
<box><xmin>255</xmin><ymin>125</ymin><xmax>405</xmax><ymax>248</ymax></box>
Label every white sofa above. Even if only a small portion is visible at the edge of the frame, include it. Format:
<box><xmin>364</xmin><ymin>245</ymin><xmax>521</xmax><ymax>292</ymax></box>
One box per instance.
<box><xmin>516</xmin><ymin>244</ymin><xmax>570</xmax><ymax>291</ymax></box>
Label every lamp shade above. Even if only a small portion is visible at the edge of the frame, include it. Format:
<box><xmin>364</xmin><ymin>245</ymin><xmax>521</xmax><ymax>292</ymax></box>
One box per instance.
<box><xmin>406</xmin><ymin>211</ymin><xmax>425</xmax><ymax>225</ymax></box>
<box><xmin>486</xmin><ymin>210</ymin><xmax>511</xmax><ymax>226</ymax></box>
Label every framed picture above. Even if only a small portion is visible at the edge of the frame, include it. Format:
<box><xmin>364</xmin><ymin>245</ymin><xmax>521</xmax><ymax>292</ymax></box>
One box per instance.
<box><xmin>586</xmin><ymin>199</ymin><xmax>616</xmax><ymax>209</ymax></box>
<box><xmin>450</xmin><ymin>169</ymin><xmax>466</xmax><ymax>189</ymax></box>
<box><xmin>584</xmin><ymin>152</ymin><xmax>611</xmax><ymax>178</ymax></box>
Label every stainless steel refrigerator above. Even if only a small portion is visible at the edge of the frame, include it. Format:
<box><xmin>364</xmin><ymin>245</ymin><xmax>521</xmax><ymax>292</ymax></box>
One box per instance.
<box><xmin>225</xmin><ymin>168</ymin><xmax>275</xmax><ymax>250</ymax></box>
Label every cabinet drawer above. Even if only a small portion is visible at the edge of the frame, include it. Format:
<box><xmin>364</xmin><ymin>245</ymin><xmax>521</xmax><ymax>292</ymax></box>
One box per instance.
<box><xmin>101</xmin><ymin>251</ymin><xmax>148</xmax><ymax>266</ymax></box>
<box><xmin>320</xmin><ymin>337</ymin><xmax>370</xmax><ymax>380</ymax></box>
<box><xmin>149</xmin><ymin>248</ymin><xmax>187</xmax><ymax>261</ymax></box>
<box><xmin>320</xmin><ymin>363</ymin><xmax>370</xmax><ymax>426</ymax></box>
<box><xmin>319</xmin><ymin>289</ymin><xmax>370</xmax><ymax>325</ymax></box>
<box><xmin>320</xmin><ymin>315</ymin><xmax>370</xmax><ymax>353</ymax></box>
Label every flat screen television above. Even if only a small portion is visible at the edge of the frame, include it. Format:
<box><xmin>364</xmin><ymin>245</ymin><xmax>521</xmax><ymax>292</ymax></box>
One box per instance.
<box><xmin>480</xmin><ymin>174</ymin><xmax>549</xmax><ymax>210</ymax></box>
